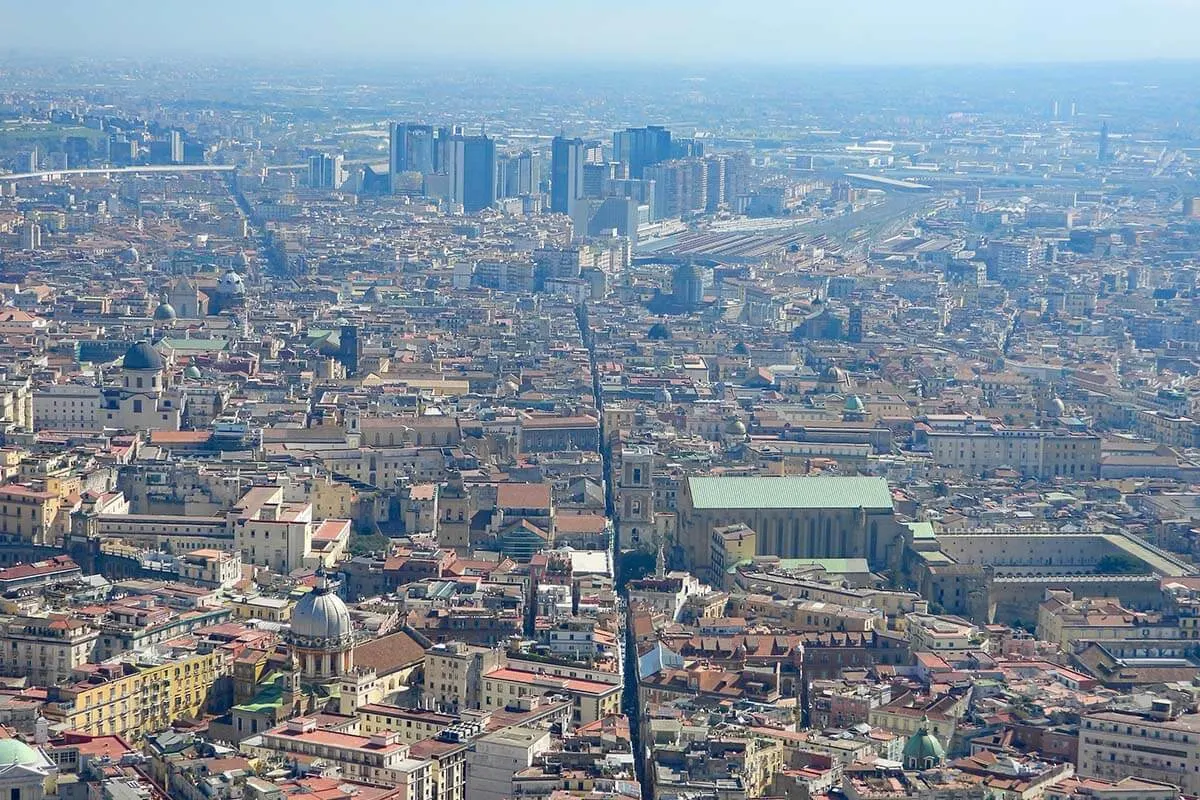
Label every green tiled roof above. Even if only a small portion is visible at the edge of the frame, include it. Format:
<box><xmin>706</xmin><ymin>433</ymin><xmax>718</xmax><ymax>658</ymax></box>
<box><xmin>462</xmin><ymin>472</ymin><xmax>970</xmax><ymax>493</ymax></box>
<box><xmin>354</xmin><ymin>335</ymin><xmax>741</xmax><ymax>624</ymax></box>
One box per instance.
<box><xmin>904</xmin><ymin>521</ymin><xmax>937</xmax><ymax>540</ymax></box>
<box><xmin>687</xmin><ymin>476</ymin><xmax>893</xmax><ymax>510</ymax></box>
<box><xmin>161</xmin><ymin>338</ymin><xmax>230</xmax><ymax>352</ymax></box>
<box><xmin>232</xmin><ymin>671</ymin><xmax>284</xmax><ymax>714</ymax></box>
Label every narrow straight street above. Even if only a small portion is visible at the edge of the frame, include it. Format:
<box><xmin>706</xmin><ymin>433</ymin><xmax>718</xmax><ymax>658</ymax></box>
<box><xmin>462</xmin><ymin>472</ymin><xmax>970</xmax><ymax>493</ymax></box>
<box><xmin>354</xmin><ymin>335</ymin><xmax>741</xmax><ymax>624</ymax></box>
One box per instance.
<box><xmin>576</xmin><ymin>302</ymin><xmax>649</xmax><ymax>799</ymax></box>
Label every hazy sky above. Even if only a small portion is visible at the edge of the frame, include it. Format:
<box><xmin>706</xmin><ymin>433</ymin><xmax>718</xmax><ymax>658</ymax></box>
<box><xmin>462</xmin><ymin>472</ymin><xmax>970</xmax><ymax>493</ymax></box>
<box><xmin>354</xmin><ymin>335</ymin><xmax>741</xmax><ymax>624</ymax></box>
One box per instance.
<box><xmin>5</xmin><ymin>0</ymin><xmax>1200</xmax><ymax>65</ymax></box>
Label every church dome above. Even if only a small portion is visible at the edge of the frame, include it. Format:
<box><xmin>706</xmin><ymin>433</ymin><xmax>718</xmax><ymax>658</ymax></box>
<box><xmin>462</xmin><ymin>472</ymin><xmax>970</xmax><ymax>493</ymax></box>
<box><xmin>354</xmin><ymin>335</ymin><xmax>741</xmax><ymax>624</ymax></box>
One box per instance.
<box><xmin>290</xmin><ymin>575</ymin><xmax>353</xmax><ymax>646</ymax></box>
<box><xmin>0</xmin><ymin>738</ymin><xmax>41</xmax><ymax>766</ymax></box>
<box><xmin>153</xmin><ymin>301</ymin><xmax>177</xmax><ymax>321</ymax></box>
<box><xmin>724</xmin><ymin>417</ymin><xmax>747</xmax><ymax>435</ymax></box>
<box><xmin>821</xmin><ymin>365</ymin><xmax>848</xmax><ymax>384</ymax></box>
<box><xmin>844</xmin><ymin>395</ymin><xmax>866</xmax><ymax>414</ymax></box>
<box><xmin>184</xmin><ymin>364</ymin><xmax>202</xmax><ymax>380</ymax></box>
<box><xmin>902</xmin><ymin>718</ymin><xmax>946</xmax><ymax>770</ymax></box>
<box><xmin>122</xmin><ymin>341</ymin><xmax>165</xmax><ymax>371</ymax></box>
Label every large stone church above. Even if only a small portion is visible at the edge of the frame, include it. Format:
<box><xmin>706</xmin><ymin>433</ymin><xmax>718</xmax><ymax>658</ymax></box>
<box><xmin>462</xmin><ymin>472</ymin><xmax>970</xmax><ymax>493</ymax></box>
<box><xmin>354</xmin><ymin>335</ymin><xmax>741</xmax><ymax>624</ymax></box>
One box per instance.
<box><xmin>676</xmin><ymin>475</ymin><xmax>903</xmax><ymax>581</ymax></box>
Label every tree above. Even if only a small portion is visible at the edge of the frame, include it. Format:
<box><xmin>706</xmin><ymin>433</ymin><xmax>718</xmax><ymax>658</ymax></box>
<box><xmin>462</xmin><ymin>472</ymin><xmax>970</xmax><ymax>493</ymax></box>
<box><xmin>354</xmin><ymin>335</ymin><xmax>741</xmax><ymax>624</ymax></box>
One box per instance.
<box><xmin>1095</xmin><ymin>554</ymin><xmax>1144</xmax><ymax>575</ymax></box>
<box><xmin>349</xmin><ymin>532</ymin><xmax>390</xmax><ymax>557</ymax></box>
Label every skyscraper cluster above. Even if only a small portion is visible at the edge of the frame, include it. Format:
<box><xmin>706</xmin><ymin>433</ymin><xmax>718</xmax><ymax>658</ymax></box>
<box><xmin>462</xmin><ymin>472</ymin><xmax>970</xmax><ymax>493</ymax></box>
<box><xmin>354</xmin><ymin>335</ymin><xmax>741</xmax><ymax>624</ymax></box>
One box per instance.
<box><xmin>389</xmin><ymin>123</ymin><xmax>497</xmax><ymax>212</ymax></box>
<box><xmin>388</xmin><ymin>120</ymin><xmax>749</xmax><ymax>230</ymax></box>
<box><xmin>308</xmin><ymin>152</ymin><xmax>345</xmax><ymax>189</ymax></box>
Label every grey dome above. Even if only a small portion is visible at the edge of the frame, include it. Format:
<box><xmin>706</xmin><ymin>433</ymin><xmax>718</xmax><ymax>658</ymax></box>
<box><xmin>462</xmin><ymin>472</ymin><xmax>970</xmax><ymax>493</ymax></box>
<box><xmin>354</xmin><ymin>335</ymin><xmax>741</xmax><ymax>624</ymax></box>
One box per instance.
<box><xmin>153</xmin><ymin>302</ymin><xmax>177</xmax><ymax>321</ymax></box>
<box><xmin>123</xmin><ymin>341</ymin><xmax>165</xmax><ymax>371</ymax></box>
<box><xmin>822</xmin><ymin>365</ymin><xmax>848</xmax><ymax>384</ymax></box>
<box><xmin>725</xmin><ymin>417</ymin><xmax>747</xmax><ymax>435</ymax></box>
<box><xmin>290</xmin><ymin>577</ymin><xmax>353</xmax><ymax>646</ymax></box>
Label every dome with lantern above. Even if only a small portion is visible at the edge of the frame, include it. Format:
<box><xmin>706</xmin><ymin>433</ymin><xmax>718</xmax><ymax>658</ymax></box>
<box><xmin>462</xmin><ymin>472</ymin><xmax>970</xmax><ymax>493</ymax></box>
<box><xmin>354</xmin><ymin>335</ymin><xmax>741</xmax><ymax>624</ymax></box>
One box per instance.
<box><xmin>288</xmin><ymin>569</ymin><xmax>355</xmax><ymax>680</ymax></box>
<box><xmin>902</xmin><ymin>717</ymin><xmax>946</xmax><ymax>771</ymax></box>
<box><xmin>291</xmin><ymin>584</ymin><xmax>352</xmax><ymax>645</ymax></box>
<box><xmin>122</xmin><ymin>341</ymin><xmax>165</xmax><ymax>372</ymax></box>
<box><xmin>153</xmin><ymin>300</ymin><xmax>177</xmax><ymax>321</ymax></box>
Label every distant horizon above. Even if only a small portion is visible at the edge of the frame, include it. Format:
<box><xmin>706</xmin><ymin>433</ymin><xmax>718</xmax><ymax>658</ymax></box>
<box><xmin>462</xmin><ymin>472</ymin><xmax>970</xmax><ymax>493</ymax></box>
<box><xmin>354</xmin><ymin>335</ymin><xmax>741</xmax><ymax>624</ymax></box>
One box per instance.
<box><xmin>6</xmin><ymin>49</ymin><xmax>1200</xmax><ymax>72</ymax></box>
<box><xmin>5</xmin><ymin>0</ymin><xmax>1200</xmax><ymax>67</ymax></box>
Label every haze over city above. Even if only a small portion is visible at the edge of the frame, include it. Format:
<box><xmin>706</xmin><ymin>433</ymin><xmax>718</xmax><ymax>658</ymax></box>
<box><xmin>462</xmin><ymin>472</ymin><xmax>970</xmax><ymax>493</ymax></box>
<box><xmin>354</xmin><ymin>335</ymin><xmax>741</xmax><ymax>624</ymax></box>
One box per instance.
<box><xmin>1</xmin><ymin>4</ymin><xmax>1200</xmax><ymax>800</ymax></box>
<box><xmin>6</xmin><ymin>0</ymin><xmax>1200</xmax><ymax>64</ymax></box>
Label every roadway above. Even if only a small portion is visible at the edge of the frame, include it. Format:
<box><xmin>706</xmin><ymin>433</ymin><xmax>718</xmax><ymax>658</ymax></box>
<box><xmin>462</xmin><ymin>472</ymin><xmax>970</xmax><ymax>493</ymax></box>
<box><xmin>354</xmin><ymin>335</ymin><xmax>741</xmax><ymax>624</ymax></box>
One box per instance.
<box><xmin>0</xmin><ymin>164</ymin><xmax>237</xmax><ymax>182</ymax></box>
<box><xmin>0</xmin><ymin>159</ymin><xmax>385</xmax><ymax>183</ymax></box>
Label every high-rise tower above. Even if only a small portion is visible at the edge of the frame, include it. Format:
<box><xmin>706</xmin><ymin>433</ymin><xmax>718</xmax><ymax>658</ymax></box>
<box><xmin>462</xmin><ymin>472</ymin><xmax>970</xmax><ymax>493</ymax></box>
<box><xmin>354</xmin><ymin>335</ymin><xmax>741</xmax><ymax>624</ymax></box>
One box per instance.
<box><xmin>550</xmin><ymin>136</ymin><xmax>585</xmax><ymax>216</ymax></box>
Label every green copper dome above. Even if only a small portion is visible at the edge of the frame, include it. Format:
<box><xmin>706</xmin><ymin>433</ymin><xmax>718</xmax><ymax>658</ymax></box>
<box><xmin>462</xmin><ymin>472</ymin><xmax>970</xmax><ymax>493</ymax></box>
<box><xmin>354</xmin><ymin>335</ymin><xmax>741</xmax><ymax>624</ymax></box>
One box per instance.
<box><xmin>0</xmin><ymin>738</ymin><xmax>41</xmax><ymax>766</ymax></box>
<box><xmin>902</xmin><ymin>717</ymin><xmax>945</xmax><ymax>770</ymax></box>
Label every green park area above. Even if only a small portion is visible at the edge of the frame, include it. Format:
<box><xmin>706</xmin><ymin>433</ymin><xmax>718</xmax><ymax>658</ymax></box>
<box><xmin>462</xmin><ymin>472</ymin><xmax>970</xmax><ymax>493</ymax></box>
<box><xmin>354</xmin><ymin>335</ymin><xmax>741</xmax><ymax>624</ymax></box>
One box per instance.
<box><xmin>0</xmin><ymin>120</ymin><xmax>108</xmax><ymax>154</ymax></box>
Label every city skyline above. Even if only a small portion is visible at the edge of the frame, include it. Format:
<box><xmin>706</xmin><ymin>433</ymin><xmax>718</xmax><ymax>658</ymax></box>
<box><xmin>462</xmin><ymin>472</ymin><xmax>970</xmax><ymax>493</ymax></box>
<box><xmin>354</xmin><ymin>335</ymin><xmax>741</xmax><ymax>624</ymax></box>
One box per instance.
<box><xmin>3</xmin><ymin>8</ymin><xmax>1200</xmax><ymax>800</ymax></box>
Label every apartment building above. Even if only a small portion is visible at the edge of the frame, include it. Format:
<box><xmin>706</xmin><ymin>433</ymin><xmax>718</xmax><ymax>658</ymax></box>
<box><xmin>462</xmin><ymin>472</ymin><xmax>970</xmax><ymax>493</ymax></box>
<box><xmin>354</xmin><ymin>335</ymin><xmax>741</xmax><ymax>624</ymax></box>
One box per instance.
<box><xmin>1038</xmin><ymin>592</ymin><xmax>1188</xmax><ymax>650</ymax></box>
<box><xmin>356</xmin><ymin>705</ymin><xmax>457</xmax><ymax>743</ymax></box>
<box><xmin>422</xmin><ymin>641</ymin><xmax>506</xmax><ymax>713</ymax></box>
<box><xmin>252</xmin><ymin>718</ymin><xmax>434</xmax><ymax>795</ymax></box>
<box><xmin>0</xmin><ymin>614</ymin><xmax>98</xmax><ymax>686</ymax></box>
<box><xmin>0</xmin><ymin>484</ymin><xmax>64</xmax><ymax>545</ymax></box>
<box><xmin>43</xmin><ymin>644</ymin><xmax>225</xmax><ymax>742</ymax></box>
<box><xmin>1078</xmin><ymin>705</ymin><xmax>1200</xmax><ymax>794</ymax></box>
<box><xmin>465</xmin><ymin>726</ymin><xmax>551</xmax><ymax>800</ymax></box>
<box><xmin>927</xmin><ymin>427</ymin><xmax>1100</xmax><ymax>479</ymax></box>
<box><xmin>480</xmin><ymin>666</ymin><xmax>621</xmax><ymax>725</ymax></box>
<box><xmin>231</xmin><ymin>486</ymin><xmax>313</xmax><ymax>573</ymax></box>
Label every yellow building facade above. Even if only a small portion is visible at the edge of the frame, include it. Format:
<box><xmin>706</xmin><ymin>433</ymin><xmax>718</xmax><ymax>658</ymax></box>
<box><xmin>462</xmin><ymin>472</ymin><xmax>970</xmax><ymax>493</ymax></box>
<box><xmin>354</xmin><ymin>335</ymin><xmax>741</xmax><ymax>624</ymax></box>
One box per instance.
<box><xmin>43</xmin><ymin>648</ymin><xmax>224</xmax><ymax>742</ymax></box>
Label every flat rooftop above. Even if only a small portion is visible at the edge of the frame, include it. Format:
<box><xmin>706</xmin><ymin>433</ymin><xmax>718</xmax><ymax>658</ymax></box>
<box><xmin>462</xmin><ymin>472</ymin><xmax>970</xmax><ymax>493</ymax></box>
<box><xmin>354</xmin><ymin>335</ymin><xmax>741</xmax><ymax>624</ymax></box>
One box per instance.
<box><xmin>687</xmin><ymin>476</ymin><xmax>893</xmax><ymax>511</ymax></box>
<box><xmin>935</xmin><ymin>532</ymin><xmax>1192</xmax><ymax>577</ymax></box>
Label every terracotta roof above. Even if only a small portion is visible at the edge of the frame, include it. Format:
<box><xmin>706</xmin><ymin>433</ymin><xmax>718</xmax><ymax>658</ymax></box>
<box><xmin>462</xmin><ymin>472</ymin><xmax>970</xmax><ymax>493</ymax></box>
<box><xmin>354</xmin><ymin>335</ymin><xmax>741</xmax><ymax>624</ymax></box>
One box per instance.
<box><xmin>555</xmin><ymin>514</ymin><xmax>607</xmax><ymax>534</ymax></box>
<box><xmin>352</xmin><ymin>630</ymin><xmax>426</xmax><ymax>675</ymax></box>
<box><xmin>149</xmin><ymin>431</ymin><xmax>212</xmax><ymax>444</ymax></box>
<box><xmin>497</xmin><ymin>482</ymin><xmax>552</xmax><ymax>509</ymax></box>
